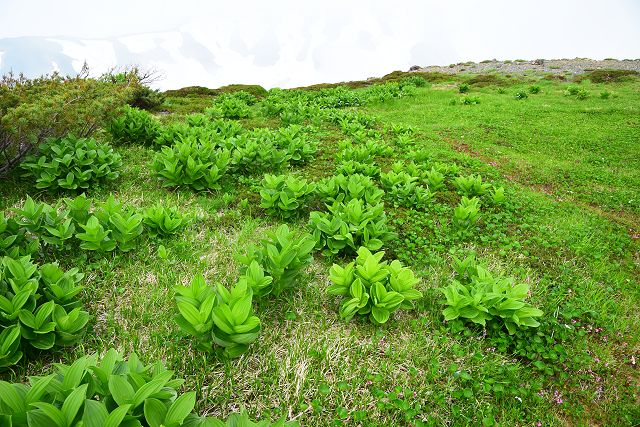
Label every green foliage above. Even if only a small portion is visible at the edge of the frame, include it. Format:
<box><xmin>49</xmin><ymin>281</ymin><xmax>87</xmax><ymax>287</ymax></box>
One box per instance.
<box><xmin>309</xmin><ymin>199</ymin><xmax>394</xmax><ymax>257</ymax></box>
<box><xmin>514</xmin><ymin>90</ymin><xmax>528</xmax><ymax>100</ymax></box>
<box><xmin>490</xmin><ymin>186</ymin><xmax>506</xmax><ymax>205</ymax></box>
<box><xmin>259</xmin><ymin>174</ymin><xmax>316</xmax><ymax>218</ymax></box>
<box><xmin>230</xmin><ymin>135</ymin><xmax>290</xmax><ymax>175</ymax></box>
<box><xmin>174</xmin><ymin>275</ymin><xmax>261</xmax><ymax>358</ymax></box>
<box><xmin>380</xmin><ymin>170</ymin><xmax>431</xmax><ymax>209</ymax></box>
<box><xmin>453</xmin><ymin>174</ymin><xmax>491</xmax><ymax>197</ymax></box>
<box><xmin>274</xmin><ymin>125</ymin><xmax>318</xmax><ymax>164</ymax></box>
<box><xmin>425</xmin><ymin>167</ymin><xmax>445</xmax><ymax>192</ymax></box>
<box><xmin>528</xmin><ymin>85</ymin><xmax>541</xmax><ymax>94</ymax></box>
<box><xmin>237</xmin><ymin>225</ymin><xmax>314</xmax><ymax>297</ymax></box>
<box><xmin>575</xmin><ymin>88</ymin><xmax>589</xmax><ymax>100</ymax></box>
<box><xmin>460</xmin><ymin>96</ymin><xmax>481</xmax><ymax>105</ymax></box>
<box><xmin>20</xmin><ymin>135</ymin><xmax>122</xmax><ymax>191</ymax></box>
<box><xmin>0</xmin><ymin>70</ymin><xmax>134</xmax><ymax>175</ymax></box>
<box><xmin>440</xmin><ymin>255</ymin><xmax>543</xmax><ymax>334</ymax></box>
<box><xmin>128</xmin><ymin>85</ymin><xmax>166</xmax><ymax>111</ymax></box>
<box><xmin>458</xmin><ymin>83</ymin><xmax>470</xmax><ymax>93</ymax></box>
<box><xmin>75</xmin><ymin>216</ymin><xmax>116</xmax><ymax>252</ymax></box>
<box><xmin>452</xmin><ymin>196</ymin><xmax>481</xmax><ymax>229</ymax></box>
<box><xmin>0</xmin><ymin>348</ymin><xmax>216</xmax><ymax>426</ymax></box>
<box><xmin>142</xmin><ymin>205</ymin><xmax>189</xmax><ymax>237</ymax></box>
<box><xmin>108</xmin><ymin>105</ymin><xmax>160</xmax><ymax>145</ymax></box>
<box><xmin>400</xmin><ymin>75</ymin><xmax>428</xmax><ymax>88</ymax></box>
<box><xmin>564</xmin><ymin>85</ymin><xmax>579</xmax><ymax>96</ymax></box>
<box><xmin>336</xmin><ymin>160</ymin><xmax>380</xmax><ymax>177</ymax></box>
<box><xmin>212</xmin><ymin>93</ymin><xmax>252</xmax><ymax>119</ymax></box>
<box><xmin>327</xmin><ymin>247</ymin><xmax>422</xmax><ymax>324</ymax></box>
<box><xmin>316</xmin><ymin>174</ymin><xmax>384</xmax><ymax>206</ymax></box>
<box><xmin>152</xmin><ymin>139</ymin><xmax>231</xmax><ymax>190</ymax></box>
<box><xmin>0</xmin><ymin>255</ymin><xmax>88</xmax><ymax>368</ymax></box>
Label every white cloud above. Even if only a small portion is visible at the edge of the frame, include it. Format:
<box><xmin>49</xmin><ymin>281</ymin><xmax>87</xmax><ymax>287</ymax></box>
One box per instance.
<box><xmin>0</xmin><ymin>0</ymin><xmax>638</xmax><ymax>89</ymax></box>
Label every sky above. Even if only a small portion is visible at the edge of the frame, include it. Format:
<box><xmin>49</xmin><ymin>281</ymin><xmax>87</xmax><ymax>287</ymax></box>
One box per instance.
<box><xmin>0</xmin><ymin>0</ymin><xmax>639</xmax><ymax>90</ymax></box>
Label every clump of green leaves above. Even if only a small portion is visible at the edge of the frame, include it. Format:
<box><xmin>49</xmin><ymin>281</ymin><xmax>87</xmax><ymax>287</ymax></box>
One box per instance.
<box><xmin>0</xmin><ymin>255</ymin><xmax>88</xmax><ymax>368</ymax></box>
<box><xmin>174</xmin><ymin>274</ymin><xmax>261</xmax><ymax>358</ymax></box>
<box><xmin>316</xmin><ymin>174</ymin><xmax>384</xmax><ymax>206</ymax></box>
<box><xmin>458</xmin><ymin>83</ymin><xmax>470</xmax><ymax>93</ymax></box>
<box><xmin>20</xmin><ymin>135</ymin><xmax>122</xmax><ymax>191</ymax></box>
<box><xmin>212</xmin><ymin>93</ymin><xmax>252</xmax><ymax>119</ymax></box>
<box><xmin>328</xmin><ymin>247</ymin><xmax>422</xmax><ymax>324</ymax></box>
<box><xmin>230</xmin><ymin>135</ymin><xmax>290</xmax><ymax>175</ymax></box>
<box><xmin>380</xmin><ymin>170</ymin><xmax>432</xmax><ymax>209</ymax></box>
<box><xmin>452</xmin><ymin>196</ymin><xmax>481</xmax><ymax>229</ymax></box>
<box><xmin>259</xmin><ymin>174</ymin><xmax>316</xmax><ymax>218</ymax></box>
<box><xmin>425</xmin><ymin>167</ymin><xmax>446</xmax><ymax>192</ymax></box>
<box><xmin>0</xmin><ymin>211</ymin><xmax>39</xmax><ymax>258</ymax></box>
<box><xmin>461</xmin><ymin>96</ymin><xmax>481</xmax><ymax>105</ymax></box>
<box><xmin>440</xmin><ymin>254</ymin><xmax>543</xmax><ymax>334</ymax></box>
<box><xmin>108</xmin><ymin>105</ymin><xmax>160</xmax><ymax>145</ymax></box>
<box><xmin>152</xmin><ymin>139</ymin><xmax>231</xmax><ymax>190</ymax></box>
<box><xmin>528</xmin><ymin>85</ymin><xmax>541</xmax><ymax>94</ymax></box>
<box><xmin>142</xmin><ymin>205</ymin><xmax>189</xmax><ymax>237</ymax></box>
<box><xmin>0</xmin><ymin>348</ymin><xmax>258</xmax><ymax>426</ymax></box>
<box><xmin>514</xmin><ymin>91</ymin><xmax>528</xmax><ymax>100</ymax></box>
<box><xmin>453</xmin><ymin>174</ymin><xmax>491</xmax><ymax>197</ymax></box>
<box><xmin>237</xmin><ymin>224</ymin><xmax>314</xmax><ymax>297</ymax></box>
<box><xmin>336</xmin><ymin>160</ymin><xmax>380</xmax><ymax>178</ymax></box>
<box><xmin>275</xmin><ymin>125</ymin><xmax>318</xmax><ymax>164</ymax></box>
<box><xmin>309</xmin><ymin>199</ymin><xmax>394</xmax><ymax>257</ymax></box>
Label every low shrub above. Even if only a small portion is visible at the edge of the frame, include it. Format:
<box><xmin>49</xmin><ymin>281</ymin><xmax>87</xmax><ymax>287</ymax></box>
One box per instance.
<box><xmin>574</xmin><ymin>69</ymin><xmax>638</xmax><ymax>83</ymax></box>
<box><xmin>108</xmin><ymin>105</ymin><xmax>160</xmax><ymax>145</ymax></box>
<box><xmin>327</xmin><ymin>247</ymin><xmax>422</xmax><ymax>324</ymax></box>
<box><xmin>259</xmin><ymin>174</ymin><xmax>316</xmax><ymax>218</ymax></box>
<box><xmin>152</xmin><ymin>139</ymin><xmax>231</xmax><ymax>190</ymax></box>
<box><xmin>0</xmin><ymin>255</ymin><xmax>88</xmax><ymax>368</ymax></box>
<box><xmin>316</xmin><ymin>174</ymin><xmax>384</xmax><ymax>206</ymax></box>
<box><xmin>174</xmin><ymin>274</ymin><xmax>261</xmax><ymax>358</ymax></box>
<box><xmin>0</xmin><ymin>69</ymin><xmax>135</xmax><ymax>175</ymax></box>
<box><xmin>528</xmin><ymin>85</ymin><xmax>541</xmax><ymax>94</ymax></box>
<box><xmin>453</xmin><ymin>174</ymin><xmax>491</xmax><ymax>197</ymax></box>
<box><xmin>237</xmin><ymin>224</ymin><xmax>315</xmax><ymax>297</ymax></box>
<box><xmin>514</xmin><ymin>91</ymin><xmax>528</xmax><ymax>100</ymax></box>
<box><xmin>458</xmin><ymin>83</ymin><xmax>470</xmax><ymax>93</ymax></box>
<box><xmin>309</xmin><ymin>199</ymin><xmax>394</xmax><ymax>257</ymax></box>
<box><xmin>212</xmin><ymin>94</ymin><xmax>251</xmax><ymax>119</ymax></box>
<box><xmin>142</xmin><ymin>205</ymin><xmax>189</xmax><ymax>237</ymax></box>
<box><xmin>230</xmin><ymin>135</ymin><xmax>290</xmax><ymax>175</ymax></box>
<box><xmin>336</xmin><ymin>160</ymin><xmax>380</xmax><ymax>177</ymax></box>
<box><xmin>0</xmin><ymin>348</ymin><xmax>297</xmax><ymax>425</ymax></box>
<box><xmin>128</xmin><ymin>84</ymin><xmax>166</xmax><ymax>110</ymax></box>
<box><xmin>440</xmin><ymin>255</ymin><xmax>543</xmax><ymax>334</ymax></box>
<box><xmin>461</xmin><ymin>96</ymin><xmax>481</xmax><ymax>105</ymax></box>
<box><xmin>20</xmin><ymin>135</ymin><xmax>122</xmax><ymax>191</ymax></box>
<box><xmin>275</xmin><ymin>125</ymin><xmax>318</xmax><ymax>164</ymax></box>
<box><xmin>452</xmin><ymin>196</ymin><xmax>481</xmax><ymax>229</ymax></box>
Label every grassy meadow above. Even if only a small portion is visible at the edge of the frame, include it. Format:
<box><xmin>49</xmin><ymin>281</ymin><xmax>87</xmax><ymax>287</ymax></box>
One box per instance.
<box><xmin>1</xmin><ymin>72</ymin><xmax>638</xmax><ymax>426</ymax></box>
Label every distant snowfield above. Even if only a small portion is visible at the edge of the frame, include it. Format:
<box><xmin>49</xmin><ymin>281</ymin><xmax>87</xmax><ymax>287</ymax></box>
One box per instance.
<box><xmin>0</xmin><ymin>29</ymin><xmax>417</xmax><ymax>90</ymax></box>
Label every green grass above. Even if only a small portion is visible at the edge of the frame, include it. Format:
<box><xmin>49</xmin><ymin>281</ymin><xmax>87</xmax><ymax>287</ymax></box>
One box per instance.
<box><xmin>1</xmin><ymin>76</ymin><xmax>639</xmax><ymax>426</ymax></box>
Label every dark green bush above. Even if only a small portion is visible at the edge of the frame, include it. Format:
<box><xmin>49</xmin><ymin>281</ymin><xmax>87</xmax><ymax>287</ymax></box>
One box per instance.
<box><xmin>108</xmin><ymin>105</ymin><xmax>161</xmax><ymax>145</ymax></box>
<box><xmin>128</xmin><ymin>85</ymin><xmax>166</xmax><ymax>110</ymax></box>
<box><xmin>574</xmin><ymin>69</ymin><xmax>638</xmax><ymax>83</ymax></box>
<box><xmin>0</xmin><ymin>70</ymin><xmax>134</xmax><ymax>175</ymax></box>
<box><xmin>20</xmin><ymin>134</ymin><xmax>122</xmax><ymax>191</ymax></box>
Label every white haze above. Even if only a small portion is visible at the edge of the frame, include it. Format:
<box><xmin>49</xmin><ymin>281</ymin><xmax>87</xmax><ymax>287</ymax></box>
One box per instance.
<box><xmin>0</xmin><ymin>0</ymin><xmax>638</xmax><ymax>89</ymax></box>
